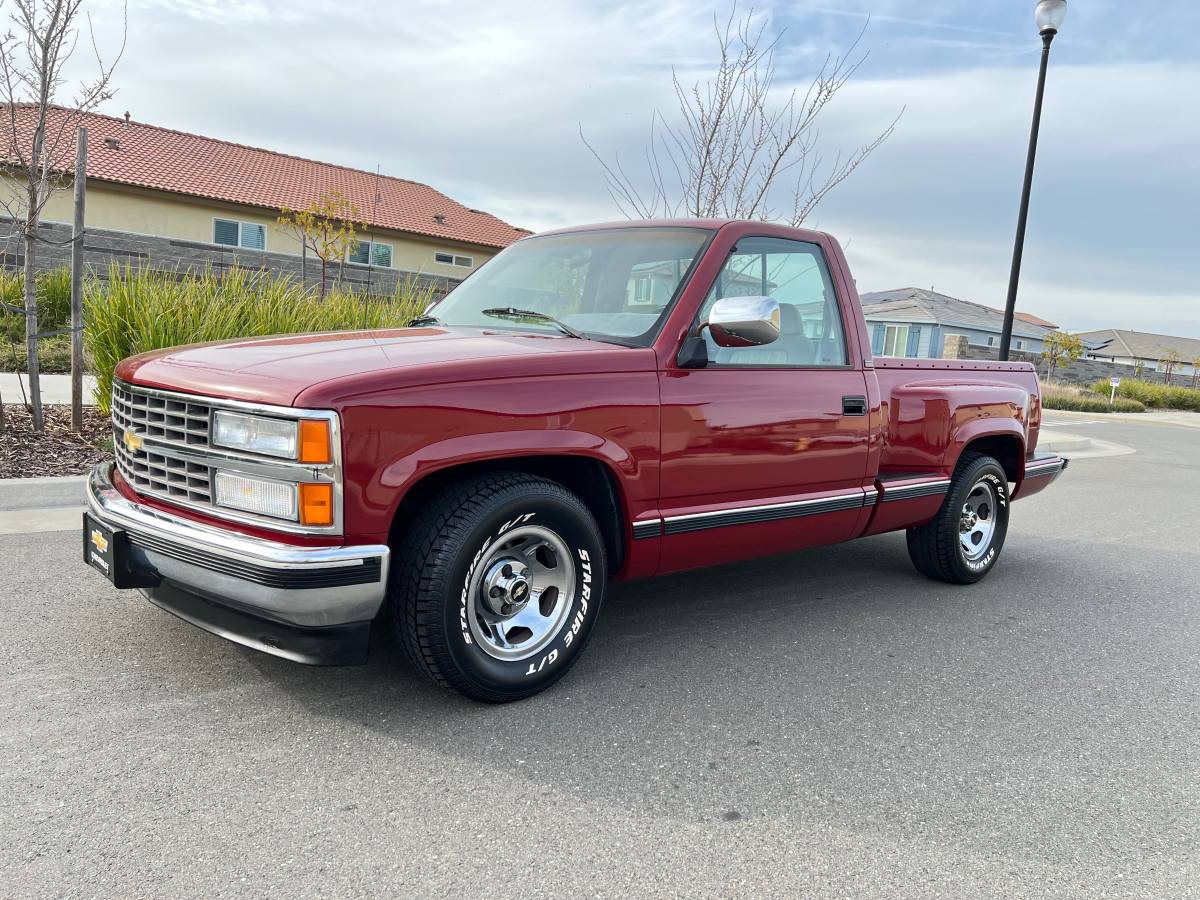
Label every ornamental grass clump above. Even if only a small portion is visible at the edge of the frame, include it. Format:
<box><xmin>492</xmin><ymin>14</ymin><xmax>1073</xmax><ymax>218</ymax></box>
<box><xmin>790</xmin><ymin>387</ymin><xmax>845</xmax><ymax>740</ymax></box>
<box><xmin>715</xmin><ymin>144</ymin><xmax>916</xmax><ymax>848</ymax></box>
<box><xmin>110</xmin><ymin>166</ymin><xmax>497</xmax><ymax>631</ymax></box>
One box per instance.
<box><xmin>1092</xmin><ymin>377</ymin><xmax>1200</xmax><ymax>412</ymax></box>
<box><xmin>1041</xmin><ymin>382</ymin><xmax>1145</xmax><ymax>413</ymax></box>
<box><xmin>85</xmin><ymin>265</ymin><xmax>436</xmax><ymax>412</ymax></box>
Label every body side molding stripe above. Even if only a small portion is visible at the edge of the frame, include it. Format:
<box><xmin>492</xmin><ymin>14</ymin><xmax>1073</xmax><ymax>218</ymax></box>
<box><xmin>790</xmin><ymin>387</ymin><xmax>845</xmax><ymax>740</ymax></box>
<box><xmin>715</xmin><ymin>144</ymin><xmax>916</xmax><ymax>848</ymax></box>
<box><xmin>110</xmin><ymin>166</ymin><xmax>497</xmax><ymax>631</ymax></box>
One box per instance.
<box><xmin>658</xmin><ymin>490</ymin><xmax>867</xmax><ymax>536</ymax></box>
<box><xmin>878</xmin><ymin>478</ymin><xmax>952</xmax><ymax>503</ymax></box>
<box><xmin>632</xmin><ymin>520</ymin><xmax>661</xmax><ymax>540</ymax></box>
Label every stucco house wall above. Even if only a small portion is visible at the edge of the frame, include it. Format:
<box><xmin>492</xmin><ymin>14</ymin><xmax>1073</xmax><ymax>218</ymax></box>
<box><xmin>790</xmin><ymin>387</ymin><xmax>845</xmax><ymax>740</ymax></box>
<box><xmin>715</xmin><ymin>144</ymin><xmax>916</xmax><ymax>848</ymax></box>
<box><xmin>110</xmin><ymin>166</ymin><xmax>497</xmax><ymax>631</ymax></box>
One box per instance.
<box><xmin>1</xmin><ymin>178</ymin><xmax>497</xmax><ymax>294</ymax></box>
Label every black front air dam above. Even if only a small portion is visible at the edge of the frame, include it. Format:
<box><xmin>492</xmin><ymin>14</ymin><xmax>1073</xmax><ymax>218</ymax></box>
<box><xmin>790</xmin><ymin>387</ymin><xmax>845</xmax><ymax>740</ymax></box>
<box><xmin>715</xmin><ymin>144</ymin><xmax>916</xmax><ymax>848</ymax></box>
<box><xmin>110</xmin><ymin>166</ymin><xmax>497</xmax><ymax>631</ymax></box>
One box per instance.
<box><xmin>144</xmin><ymin>581</ymin><xmax>370</xmax><ymax>666</ymax></box>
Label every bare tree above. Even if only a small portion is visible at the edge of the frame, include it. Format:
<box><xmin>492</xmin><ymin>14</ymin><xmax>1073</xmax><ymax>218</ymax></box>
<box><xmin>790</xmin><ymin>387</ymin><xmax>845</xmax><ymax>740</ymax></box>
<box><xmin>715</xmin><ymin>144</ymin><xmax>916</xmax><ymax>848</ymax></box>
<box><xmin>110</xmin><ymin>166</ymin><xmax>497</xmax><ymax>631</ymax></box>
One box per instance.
<box><xmin>0</xmin><ymin>0</ymin><xmax>125</xmax><ymax>431</ymax></box>
<box><xmin>584</xmin><ymin>7</ymin><xmax>899</xmax><ymax>226</ymax></box>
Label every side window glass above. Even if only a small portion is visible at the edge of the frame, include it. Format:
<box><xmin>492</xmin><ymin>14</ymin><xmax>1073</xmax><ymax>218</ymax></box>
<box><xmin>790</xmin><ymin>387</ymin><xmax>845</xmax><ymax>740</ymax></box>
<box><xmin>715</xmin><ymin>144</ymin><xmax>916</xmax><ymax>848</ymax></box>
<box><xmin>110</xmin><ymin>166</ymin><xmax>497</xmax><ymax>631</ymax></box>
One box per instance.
<box><xmin>698</xmin><ymin>238</ymin><xmax>848</xmax><ymax>367</ymax></box>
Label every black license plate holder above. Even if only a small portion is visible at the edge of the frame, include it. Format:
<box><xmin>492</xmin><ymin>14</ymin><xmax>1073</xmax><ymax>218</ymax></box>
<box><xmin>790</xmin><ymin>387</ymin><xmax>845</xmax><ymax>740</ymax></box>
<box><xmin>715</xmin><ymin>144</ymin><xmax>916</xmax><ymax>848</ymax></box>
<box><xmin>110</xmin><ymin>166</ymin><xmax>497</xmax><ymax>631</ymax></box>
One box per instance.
<box><xmin>82</xmin><ymin>514</ymin><xmax>159</xmax><ymax>589</ymax></box>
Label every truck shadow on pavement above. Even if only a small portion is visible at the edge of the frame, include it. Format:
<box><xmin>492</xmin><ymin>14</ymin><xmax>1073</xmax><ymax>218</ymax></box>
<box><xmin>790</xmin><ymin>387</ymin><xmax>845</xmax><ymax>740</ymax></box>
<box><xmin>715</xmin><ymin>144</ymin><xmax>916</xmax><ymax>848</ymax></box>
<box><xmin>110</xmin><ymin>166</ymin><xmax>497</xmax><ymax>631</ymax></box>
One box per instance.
<box><xmin>222</xmin><ymin>530</ymin><xmax>1062</xmax><ymax>834</ymax></box>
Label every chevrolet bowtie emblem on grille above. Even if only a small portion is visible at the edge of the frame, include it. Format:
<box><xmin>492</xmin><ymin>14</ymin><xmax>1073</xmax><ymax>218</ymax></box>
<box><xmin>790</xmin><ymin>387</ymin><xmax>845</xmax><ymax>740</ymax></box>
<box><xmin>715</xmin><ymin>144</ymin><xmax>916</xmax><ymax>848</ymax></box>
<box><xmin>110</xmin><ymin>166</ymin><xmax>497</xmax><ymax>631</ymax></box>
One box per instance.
<box><xmin>122</xmin><ymin>429</ymin><xmax>144</xmax><ymax>452</ymax></box>
<box><xmin>89</xmin><ymin>529</ymin><xmax>109</xmax><ymax>554</ymax></box>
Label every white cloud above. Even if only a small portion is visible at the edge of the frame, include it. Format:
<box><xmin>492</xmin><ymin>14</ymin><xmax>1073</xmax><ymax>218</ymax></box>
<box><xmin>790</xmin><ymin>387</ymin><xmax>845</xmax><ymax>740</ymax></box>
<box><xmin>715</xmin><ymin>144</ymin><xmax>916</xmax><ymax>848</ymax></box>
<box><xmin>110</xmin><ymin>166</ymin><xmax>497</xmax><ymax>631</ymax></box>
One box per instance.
<box><xmin>67</xmin><ymin>0</ymin><xmax>1200</xmax><ymax>337</ymax></box>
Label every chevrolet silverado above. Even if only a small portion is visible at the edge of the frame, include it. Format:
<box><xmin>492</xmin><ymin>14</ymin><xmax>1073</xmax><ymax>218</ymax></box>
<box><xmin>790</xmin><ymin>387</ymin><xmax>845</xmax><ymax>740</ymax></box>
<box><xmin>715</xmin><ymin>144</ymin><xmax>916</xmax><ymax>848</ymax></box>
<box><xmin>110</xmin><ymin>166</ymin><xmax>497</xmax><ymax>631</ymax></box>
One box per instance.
<box><xmin>83</xmin><ymin>220</ymin><xmax>1067</xmax><ymax>701</ymax></box>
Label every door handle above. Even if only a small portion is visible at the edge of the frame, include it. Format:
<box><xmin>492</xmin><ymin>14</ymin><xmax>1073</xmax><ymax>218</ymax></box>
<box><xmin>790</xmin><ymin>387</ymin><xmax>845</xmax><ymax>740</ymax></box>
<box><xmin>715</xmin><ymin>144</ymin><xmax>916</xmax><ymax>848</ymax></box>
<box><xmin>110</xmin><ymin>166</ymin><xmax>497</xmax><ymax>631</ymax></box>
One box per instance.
<box><xmin>842</xmin><ymin>395</ymin><xmax>867</xmax><ymax>416</ymax></box>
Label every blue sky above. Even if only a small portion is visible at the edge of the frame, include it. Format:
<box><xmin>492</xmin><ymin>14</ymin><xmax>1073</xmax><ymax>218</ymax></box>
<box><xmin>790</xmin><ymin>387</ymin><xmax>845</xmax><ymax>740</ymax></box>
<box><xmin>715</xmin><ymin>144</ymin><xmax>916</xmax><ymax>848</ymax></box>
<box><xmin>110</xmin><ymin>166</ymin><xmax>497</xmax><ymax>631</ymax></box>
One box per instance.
<box><xmin>84</xmin><ymin>0</ymin><xmax>1199</xmax><ymax>336</ymax></box>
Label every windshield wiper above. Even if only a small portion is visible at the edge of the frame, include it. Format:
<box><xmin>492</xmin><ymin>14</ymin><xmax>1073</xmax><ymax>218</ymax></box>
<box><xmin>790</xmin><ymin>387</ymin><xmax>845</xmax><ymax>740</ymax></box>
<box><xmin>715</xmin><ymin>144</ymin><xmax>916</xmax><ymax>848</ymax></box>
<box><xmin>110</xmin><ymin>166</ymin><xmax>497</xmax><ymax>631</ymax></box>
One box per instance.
<box><xmin>481</xmin><ymin>307</ymin><xmax>585</xmax><ymax>339</ymax></box>
<box><xmin>407</xmin><ymin>313</ymin><xmax>443</xmax><ymax>326</ymax></box>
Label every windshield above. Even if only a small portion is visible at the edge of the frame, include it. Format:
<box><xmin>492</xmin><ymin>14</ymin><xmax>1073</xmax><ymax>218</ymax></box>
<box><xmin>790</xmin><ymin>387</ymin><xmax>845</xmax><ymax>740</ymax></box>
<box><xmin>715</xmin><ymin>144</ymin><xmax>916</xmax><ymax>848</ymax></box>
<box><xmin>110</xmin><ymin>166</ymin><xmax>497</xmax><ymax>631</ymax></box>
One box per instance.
<box><xmin>424</xmin><ymin>227</ymin><xmax>713</xmax><ymax>346</ymax></box>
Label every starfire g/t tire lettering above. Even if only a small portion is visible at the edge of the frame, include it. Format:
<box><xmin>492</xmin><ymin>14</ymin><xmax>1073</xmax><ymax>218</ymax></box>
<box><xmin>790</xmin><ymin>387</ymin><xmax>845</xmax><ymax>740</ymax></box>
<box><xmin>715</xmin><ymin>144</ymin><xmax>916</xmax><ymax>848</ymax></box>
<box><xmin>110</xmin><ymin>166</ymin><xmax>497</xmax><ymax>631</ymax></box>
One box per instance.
<box><xmin>389</xmin><ymin>472</ymin><xmax>606</xmax><ymax>702</ymax></box>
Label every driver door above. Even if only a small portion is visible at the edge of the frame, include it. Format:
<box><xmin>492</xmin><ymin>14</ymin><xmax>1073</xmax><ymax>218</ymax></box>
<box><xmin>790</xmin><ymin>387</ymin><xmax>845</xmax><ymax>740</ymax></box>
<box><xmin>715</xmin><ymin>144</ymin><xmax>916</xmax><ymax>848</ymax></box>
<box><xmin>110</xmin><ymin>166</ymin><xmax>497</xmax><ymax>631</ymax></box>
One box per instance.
<box><xmin>656</xmin><ymin>236</ymin><xmax>871</xmax><ymax>573</ymax></box>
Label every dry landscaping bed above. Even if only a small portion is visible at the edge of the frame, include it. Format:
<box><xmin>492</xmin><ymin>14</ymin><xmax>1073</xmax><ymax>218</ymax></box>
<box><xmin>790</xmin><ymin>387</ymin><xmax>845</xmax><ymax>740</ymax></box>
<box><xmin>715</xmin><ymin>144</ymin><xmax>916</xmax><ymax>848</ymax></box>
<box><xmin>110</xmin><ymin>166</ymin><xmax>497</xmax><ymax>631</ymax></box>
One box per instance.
<box><xmin>0</xmin><ymin>404</ymin><xmax>110</xmax><ymax>478</ymax></box>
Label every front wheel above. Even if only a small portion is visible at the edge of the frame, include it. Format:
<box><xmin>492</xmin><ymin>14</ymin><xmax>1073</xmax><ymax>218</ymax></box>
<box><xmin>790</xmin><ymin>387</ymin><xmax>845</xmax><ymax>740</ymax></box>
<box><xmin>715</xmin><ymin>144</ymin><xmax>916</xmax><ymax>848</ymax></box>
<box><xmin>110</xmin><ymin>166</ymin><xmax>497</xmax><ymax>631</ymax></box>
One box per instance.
<box><xmin>389</xmin><ymin>473</ymin><xmax>606</xmax><ymax>702</ymax></box>
<box><xmin>906</xmin><ymin>452</ymin><xmax>1010</xmax><ymax>584</ymax></box>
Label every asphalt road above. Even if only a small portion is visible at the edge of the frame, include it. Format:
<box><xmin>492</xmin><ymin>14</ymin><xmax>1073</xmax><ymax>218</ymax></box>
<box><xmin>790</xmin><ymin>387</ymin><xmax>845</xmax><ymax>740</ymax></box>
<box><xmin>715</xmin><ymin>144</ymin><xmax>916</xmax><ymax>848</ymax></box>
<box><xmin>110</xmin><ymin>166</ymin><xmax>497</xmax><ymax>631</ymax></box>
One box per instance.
<box><xmin>3</xmin><ymin>416</ymin><xmax>1198</xmax><ymax>898</ymax></box>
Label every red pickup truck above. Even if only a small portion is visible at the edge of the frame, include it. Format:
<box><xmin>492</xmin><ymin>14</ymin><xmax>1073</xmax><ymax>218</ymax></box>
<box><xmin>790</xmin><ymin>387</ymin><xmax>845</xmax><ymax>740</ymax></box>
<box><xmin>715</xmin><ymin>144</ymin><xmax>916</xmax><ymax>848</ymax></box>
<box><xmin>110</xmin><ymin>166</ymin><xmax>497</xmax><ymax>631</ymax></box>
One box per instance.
<box><xmin>83</xmin><ymin>220</ymin><xmax>1066</xmax><ymax>701</ymax></box>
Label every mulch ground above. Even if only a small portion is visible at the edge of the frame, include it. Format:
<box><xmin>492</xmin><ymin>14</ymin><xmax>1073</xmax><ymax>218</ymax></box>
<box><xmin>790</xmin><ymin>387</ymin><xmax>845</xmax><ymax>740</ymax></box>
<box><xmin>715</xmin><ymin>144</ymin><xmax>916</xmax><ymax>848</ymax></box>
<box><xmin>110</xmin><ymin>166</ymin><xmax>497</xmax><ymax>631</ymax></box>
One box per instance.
<box><xmin>0</xmin><ymin>404</ymin><xmax>111</xmax><ymax>478</ymax></box>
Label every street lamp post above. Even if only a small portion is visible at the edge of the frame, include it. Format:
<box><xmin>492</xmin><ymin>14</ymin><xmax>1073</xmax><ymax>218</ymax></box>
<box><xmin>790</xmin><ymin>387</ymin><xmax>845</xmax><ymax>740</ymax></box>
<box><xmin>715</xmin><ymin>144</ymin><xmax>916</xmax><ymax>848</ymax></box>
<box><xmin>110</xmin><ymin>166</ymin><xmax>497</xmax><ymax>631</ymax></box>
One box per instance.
<box><xmin>998</xmin><ymin>0</ymin><xmax>1068</xmax><ymax>361</ymax></box>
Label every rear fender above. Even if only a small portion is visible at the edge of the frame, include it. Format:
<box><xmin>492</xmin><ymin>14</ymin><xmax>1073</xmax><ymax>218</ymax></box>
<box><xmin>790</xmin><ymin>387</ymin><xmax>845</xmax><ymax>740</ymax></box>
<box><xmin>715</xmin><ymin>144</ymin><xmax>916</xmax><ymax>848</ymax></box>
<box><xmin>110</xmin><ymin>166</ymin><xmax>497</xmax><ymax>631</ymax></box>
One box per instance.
<box><xmin>946</xmin><ymin>417</ymin><xmax>1027</xmax><ymax>477</ymax></box>
<box><xmin>885</xmin><ymin>380</ymin><xmax>1030</xmax><ymax>475</ymax></box>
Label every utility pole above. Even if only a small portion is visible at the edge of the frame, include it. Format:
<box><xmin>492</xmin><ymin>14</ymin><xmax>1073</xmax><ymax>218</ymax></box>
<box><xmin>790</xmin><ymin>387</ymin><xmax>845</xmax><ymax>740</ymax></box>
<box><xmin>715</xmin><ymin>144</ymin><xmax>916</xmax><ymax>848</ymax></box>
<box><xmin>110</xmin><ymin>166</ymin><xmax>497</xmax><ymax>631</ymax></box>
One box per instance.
<box><xmin>70</xmin><ymin>127</ymin><xmax>87</xmax><ymax>432</ymax></box>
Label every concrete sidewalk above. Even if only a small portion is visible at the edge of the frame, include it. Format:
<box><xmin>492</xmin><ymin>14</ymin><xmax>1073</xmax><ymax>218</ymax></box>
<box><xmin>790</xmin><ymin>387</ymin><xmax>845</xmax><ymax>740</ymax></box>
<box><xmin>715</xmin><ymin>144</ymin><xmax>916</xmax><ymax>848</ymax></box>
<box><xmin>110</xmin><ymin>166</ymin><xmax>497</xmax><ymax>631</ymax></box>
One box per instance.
<box><xmin>0</xmin><ymin>372</ymin><xmax>99</xmax><ymax>405</ymax></box>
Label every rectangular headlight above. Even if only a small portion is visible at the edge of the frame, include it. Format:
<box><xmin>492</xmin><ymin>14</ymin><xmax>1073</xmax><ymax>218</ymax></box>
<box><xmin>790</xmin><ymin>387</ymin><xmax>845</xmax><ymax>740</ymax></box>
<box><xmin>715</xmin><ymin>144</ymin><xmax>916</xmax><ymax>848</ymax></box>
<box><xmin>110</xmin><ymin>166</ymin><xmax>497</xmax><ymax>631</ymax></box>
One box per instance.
<box><xmin>213</xmin><ymin>471</ymin><xmax>298</xmax><ymax>520</ymax></box>
<box><xmin>212</xmin><ymin>411</ymin><xmax>298</xmax><ymax>459</ymax></box>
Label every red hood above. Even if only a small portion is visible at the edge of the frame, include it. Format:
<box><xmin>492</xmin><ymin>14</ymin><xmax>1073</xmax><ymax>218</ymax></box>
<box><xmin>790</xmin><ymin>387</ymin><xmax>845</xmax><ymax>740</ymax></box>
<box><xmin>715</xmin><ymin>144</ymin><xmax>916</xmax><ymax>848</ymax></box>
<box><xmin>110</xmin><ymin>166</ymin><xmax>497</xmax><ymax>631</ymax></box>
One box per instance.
<box><xmin>117</xmin><ymin>327</ymin><xmax>653</xmax><ymax>407</ymax></box>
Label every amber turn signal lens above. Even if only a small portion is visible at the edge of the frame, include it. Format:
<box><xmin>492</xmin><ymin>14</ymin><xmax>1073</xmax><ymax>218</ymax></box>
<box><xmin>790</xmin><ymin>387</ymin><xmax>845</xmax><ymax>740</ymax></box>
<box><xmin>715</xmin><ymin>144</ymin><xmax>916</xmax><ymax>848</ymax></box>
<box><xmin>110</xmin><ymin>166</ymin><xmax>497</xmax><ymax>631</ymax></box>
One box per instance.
<box><xmin>298</xmin><ymin>419</ymin><xmax>331</xmax><ymax>464</ymax></box>
<box><xmin>299</xmin><ymin>482</ymin><xmax>334</xmax><ymax>526</ymax></box>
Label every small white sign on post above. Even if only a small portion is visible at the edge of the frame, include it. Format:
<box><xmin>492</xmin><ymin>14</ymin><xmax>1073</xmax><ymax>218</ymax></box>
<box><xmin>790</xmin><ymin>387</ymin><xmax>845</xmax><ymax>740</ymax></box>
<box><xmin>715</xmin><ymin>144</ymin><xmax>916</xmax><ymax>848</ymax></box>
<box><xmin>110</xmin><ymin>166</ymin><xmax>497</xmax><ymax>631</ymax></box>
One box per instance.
<box><xmin>1110</xmin><ymin>376</ymin><xmax>1120</xmax><ymax>404</ymax></box>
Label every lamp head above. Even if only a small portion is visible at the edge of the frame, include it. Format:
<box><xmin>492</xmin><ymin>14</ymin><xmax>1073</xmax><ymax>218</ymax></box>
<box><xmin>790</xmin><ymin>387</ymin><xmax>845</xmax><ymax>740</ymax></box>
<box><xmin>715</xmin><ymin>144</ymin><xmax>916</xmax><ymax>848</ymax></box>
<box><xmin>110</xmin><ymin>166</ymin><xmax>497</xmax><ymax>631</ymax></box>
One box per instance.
<box><xmin>1035</xmin><ymin>0</ymin><xmax>1068</xmax><ymax>35</ymax></box>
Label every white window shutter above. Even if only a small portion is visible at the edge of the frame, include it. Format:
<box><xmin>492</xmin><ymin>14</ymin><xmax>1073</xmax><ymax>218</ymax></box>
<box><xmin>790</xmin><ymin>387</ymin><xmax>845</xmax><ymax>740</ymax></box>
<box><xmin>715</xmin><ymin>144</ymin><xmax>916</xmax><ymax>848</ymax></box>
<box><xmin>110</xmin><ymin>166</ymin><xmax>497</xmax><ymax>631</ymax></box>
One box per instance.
<box><xmin>240</xmin><ymin>223</ymin><xmax>266</xmax><ymax>250</ymax></box>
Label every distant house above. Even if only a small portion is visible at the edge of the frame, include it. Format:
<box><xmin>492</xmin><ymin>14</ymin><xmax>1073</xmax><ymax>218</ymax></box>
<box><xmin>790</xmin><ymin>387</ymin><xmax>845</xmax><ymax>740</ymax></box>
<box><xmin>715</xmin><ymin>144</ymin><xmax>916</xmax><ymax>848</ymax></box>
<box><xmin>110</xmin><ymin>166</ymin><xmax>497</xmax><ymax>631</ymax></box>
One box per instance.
<box><xmin>859</xmin><ymin>288</ymin><xmax>1056</xmax><ymax>358</ymax></box>
<box><xmin>1</xmin><ymin>106</ymin><xmax>529</xmax><ymax>295</ymax></box>
<box><xmin>1078</xmin><ymin>329</ymin><xmax>1200</xmax><ymax>378</ymax></box>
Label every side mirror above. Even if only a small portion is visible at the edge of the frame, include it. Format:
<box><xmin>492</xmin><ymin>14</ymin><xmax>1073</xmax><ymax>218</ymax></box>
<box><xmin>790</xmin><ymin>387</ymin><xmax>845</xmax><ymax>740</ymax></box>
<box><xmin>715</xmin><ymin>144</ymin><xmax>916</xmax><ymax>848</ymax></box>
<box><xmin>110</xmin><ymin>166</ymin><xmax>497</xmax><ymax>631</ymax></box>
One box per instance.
<box><xmin>703</xmin><ymin>296</ymin><xmax>781</xmax><ymax>348</ymax></box>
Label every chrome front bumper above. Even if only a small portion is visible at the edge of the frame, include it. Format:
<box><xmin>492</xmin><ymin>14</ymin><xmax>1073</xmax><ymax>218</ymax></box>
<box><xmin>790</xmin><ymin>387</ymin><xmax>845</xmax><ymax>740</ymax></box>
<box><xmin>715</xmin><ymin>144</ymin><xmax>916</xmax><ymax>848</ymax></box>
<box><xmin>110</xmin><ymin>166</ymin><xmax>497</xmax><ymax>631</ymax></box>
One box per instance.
<box><xmin>86</xmin><ymin>463</ymin><xmax>390</xmax><ymax>664</ymax></box>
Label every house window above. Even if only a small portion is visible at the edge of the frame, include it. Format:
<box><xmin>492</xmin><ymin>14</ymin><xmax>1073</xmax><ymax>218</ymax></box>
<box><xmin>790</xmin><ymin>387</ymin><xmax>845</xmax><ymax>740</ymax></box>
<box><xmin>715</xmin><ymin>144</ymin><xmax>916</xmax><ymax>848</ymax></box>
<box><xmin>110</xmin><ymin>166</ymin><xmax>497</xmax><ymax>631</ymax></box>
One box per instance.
<box><xmin>435</xmin><ymin>251</ymin><xmax>474</xmax><ymax>268</ymax></box>
<box><xmin>213</xmin><ymin>218</ymin><xmax>266</xmax><ymax>250</ymax></box>
<box><xmin>1015</xmin><ymin>340</ymin><xmax>1024</xmax><ymax>350</ymax></box>
<box><xmin>987</xmin><ymin>336</ymin><xmax>995</xmax><ymax>346</ymax></box>
<box><xmin>883</xmin><ymin>324</ymin><xmax>910</xmax><ymax>357</ymax></box>
<box><xmin>349</xmin><ymin>240</ymin><xmax>392</xmax><ymax>268</ymax></box>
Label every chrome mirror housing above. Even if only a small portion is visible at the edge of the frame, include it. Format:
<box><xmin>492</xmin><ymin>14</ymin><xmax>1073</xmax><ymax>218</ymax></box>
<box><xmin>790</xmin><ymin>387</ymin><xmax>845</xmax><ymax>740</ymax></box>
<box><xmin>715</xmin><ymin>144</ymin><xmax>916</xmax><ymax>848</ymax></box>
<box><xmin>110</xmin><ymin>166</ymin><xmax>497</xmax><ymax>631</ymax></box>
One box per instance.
<box><xmin>703</xmin><ymin>296</ymin><xmax>781</xmax><ymax>348</ymax></box>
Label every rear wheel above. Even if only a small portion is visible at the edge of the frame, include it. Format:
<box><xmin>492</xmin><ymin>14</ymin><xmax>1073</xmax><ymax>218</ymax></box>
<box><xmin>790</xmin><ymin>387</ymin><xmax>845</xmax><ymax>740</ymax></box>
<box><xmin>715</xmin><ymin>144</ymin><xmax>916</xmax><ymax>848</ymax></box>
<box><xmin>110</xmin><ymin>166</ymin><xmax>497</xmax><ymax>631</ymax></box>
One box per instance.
<box><xmin>389</xmin><ymin>473</ymin><xmax>606</xmax><ymax>702</ymax></box>
<box><xmin>907</xmin><ymin>452</ymin><xmax>1010</xmax><ymax>584</ymax></box>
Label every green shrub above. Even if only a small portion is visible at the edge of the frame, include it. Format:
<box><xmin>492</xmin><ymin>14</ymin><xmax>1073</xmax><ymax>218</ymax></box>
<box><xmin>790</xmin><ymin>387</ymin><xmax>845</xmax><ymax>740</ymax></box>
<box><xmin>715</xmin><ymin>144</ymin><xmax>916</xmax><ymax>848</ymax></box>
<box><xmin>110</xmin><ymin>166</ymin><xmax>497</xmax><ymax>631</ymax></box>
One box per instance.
<box><xmin>1</xmin><ymin>268</ymin><xmax>76</xmax><ymax>341</ymax></box>
<box><xmin>31</xmin><ymin>334</ymin><xmax>73</xmax><ymax>373</ymax></box>
<box><xmin>85</xmin><ymin>265</ymin><xmax>436</xmax><ymax>412</ymax></box>
<box><xmin>1091</xmin><ymin>377</ymin><xmax>1200</xmax><ymax>412</ymax></box>
<box><xmin>0</xmin><ymin>270</ymin><xmax>22</xmax><ymax>342</ymax></box>
<box><xmin>1043</xmin><ymin>384</ymin><xmax>1145</xmax><ymax>413</ymax></box>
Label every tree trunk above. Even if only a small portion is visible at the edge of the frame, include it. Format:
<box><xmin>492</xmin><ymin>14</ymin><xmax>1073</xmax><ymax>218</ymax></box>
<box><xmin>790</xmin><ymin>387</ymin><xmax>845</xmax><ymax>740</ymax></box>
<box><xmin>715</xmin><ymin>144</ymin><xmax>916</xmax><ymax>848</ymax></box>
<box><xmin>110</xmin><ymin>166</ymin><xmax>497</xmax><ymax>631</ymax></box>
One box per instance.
<box><xmin>23</xmin><ymin>216</ymin><xmax>43</xmax><ymax>432</ymax></box>
<box><xmin>71</xmin><ymin>127</ymin><xmax>88</xmax><ymax>433</ymax></box>
<box><xmin>320</xmin><ymin>258</ymin><xmax>327</xmax><ymax>299</ymax></box>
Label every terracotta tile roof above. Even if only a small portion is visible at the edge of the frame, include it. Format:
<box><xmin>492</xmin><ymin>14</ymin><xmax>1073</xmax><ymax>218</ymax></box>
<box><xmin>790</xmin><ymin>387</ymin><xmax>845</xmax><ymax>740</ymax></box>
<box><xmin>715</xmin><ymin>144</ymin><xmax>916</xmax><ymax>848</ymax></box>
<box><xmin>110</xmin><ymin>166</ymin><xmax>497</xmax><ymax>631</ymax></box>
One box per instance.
<box><xmin>11</xmin><ymin>105</ymin><xmax>529</xmax><ymax>249</ymax></box>
<box><xmin>1014</xmin><ymin>311</ymin><xmax>1058</xmax><ymax>329</ymax></box>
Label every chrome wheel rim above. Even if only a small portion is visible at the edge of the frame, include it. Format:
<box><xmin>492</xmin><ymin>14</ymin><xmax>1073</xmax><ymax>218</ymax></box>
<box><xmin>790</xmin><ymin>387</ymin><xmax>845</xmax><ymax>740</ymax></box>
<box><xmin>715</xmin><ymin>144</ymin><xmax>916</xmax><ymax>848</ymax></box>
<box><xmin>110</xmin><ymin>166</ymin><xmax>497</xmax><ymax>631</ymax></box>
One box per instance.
<box><xmin>467</xmin><ymin>525</ymin><xmax>575</xmax><ymax>661</ymax></box>
<box><xmin>959</xmin><ymin>480</ymin><xmax>998</xmax><ymax>561</ymax></box>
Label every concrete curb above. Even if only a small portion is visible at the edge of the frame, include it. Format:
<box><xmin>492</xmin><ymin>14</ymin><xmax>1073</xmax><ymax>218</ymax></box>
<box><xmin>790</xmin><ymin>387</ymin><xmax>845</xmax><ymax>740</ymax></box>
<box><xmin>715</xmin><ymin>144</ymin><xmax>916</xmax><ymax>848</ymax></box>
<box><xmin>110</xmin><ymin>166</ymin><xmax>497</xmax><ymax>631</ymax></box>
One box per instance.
<box><xmin>1037</xmin><ymin>432</ymin><xmax>1092</xmax><ymax>454</ymax></box>
<box><xmin>0</xmin><ymin>475</ymin><xmax>87</xmax><ymax>510</ymax></box>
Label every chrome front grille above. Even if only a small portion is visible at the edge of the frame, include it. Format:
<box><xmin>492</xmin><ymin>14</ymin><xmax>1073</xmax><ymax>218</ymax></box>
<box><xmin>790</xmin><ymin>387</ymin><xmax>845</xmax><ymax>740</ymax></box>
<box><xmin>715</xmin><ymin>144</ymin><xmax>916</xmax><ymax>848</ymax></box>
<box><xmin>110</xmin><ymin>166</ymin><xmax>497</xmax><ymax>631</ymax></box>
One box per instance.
<box><xmin>113</xmin><ymin>434</ymin><xmax>212</xmax><ymax>503</ymax></box>
<box><xmin>112</xmin><ymin>382</ymin><xmax>213</xmax><ymax>504</ymax></box>
<box><xmin>112</xmin><ymin>381</ymin><xmax>211</xmax><ymax>447</ymax></box>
